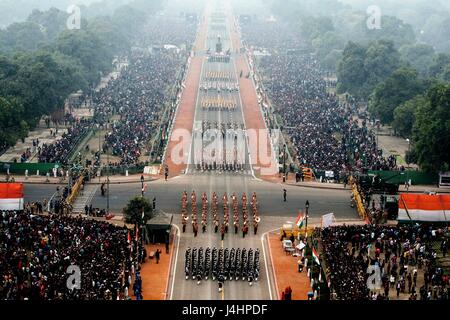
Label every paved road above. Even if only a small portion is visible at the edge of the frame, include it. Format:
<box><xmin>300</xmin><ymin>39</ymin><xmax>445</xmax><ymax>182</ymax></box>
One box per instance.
<box><xmin>170</xmin><ymin>226</ymin><xmax>270</xmax><ymax>300</ymax></box>
<box><xmin>24</xmin><ymin>183</ymin><xmax>63</xmax><ymax>203</ymax></box>
<box><xmin>84</xmin><ymin>175</ymin><xmax>355</xmax><ymax>218</ymax></box>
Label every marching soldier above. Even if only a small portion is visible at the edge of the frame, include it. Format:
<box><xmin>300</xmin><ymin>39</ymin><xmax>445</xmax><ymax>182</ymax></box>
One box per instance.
<box><xmin>214</xmin><ymin>219</ymin><xmax>219</xmax><ymax>233</ymax></box>
<box><xmin>193</xmin><ymin>221</ymin><xmax>198</xmax><ymax>237</ymax></box>
<box><xmin>234</xmin><ymin>220</ymin><xmax>239</xmax><ymax>234</ymax></box>
<box><xmin>202</xmin><ymin>220</ymin><xmax>207</xmax><ymax>233</ymax></box>
<box><xmin>182</xmin><ymin>214</ymin><xmax>188</xmax><ymax>233</ymax></box>
<box><xmin>242</xmin><ymin>223</ymin><xmax>248</xmax><ymax>238</ymax></box>
<box><xmin>253</xmin><ymin>217</ymin><xmax>260</xmax><ymax>235</ymax></box>
<box><xmin>185</xmin><ymin>247</ymin><xmax>191</xmax><ymax>280</ymax></box>
<box><xmin>221</xmin><ymin>223</ymin><xmax>225</xmax><ymax>241</ymax></box>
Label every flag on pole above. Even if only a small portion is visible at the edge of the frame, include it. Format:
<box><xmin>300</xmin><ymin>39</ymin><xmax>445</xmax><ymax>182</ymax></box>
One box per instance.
<box><xmin>312</xmin><ymin>246</ymin><xmax>320</xmax><ymax>265</ymax></box>
<box><xmin>295</xmin><ymin>211</ymin><xmax>305</xmax><ymax>228</ymax></box>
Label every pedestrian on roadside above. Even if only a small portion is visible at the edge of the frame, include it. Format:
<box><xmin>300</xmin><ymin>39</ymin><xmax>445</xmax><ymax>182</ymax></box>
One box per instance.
<box><xmin>283</xmin><ymin>189</ymin><xmax>287</xmax><ymax>202</ymax></box>
<box><xmin>155</xmin><ymin>249</ymin><xmax>161</xmax><ymax>264</ymax></box>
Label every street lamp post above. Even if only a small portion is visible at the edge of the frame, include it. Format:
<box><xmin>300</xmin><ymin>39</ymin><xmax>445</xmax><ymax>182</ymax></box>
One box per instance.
<box><xmin>406</xmin><ymin>139</ymin><xmax>411</xmax><ymax>167</ymax></box>
<box><xmin>141</xmin><ymin>175</ymin><xmax>145</xmax><ymax>198</ymax></box>
<box><xmin>406</xmin><ymin>138</ymin><xmax>411</xmax><ymax>190</ymax></box>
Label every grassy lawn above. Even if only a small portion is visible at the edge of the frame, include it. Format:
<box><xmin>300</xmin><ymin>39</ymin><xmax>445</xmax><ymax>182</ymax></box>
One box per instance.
<box><xmin>395</xmin><ymin>154</ymin><xmax>407</xmax><ymax>165</ymax></box>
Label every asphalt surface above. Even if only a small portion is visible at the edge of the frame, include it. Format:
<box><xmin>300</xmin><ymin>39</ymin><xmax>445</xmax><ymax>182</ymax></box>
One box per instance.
<box><xmin>23</xmin><ymin>183</ymin><xmax>63</xmax><ymax>203</ymax></box>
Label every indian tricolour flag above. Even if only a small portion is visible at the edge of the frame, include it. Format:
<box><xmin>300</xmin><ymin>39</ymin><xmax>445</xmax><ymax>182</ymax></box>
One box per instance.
<box><xmin>0</xmin><ymin>183</ymin><xmax>24</xmax><ymax>210</ymax></box>
<box><xmin>312</xmin><ymin>246</ymin><xmax>320</xmax><ymax>265</ymax></box>
<box><xmin>295</xmin><ymin>211</ymin><xmax>305</xmax><ymax>228</ymax></box>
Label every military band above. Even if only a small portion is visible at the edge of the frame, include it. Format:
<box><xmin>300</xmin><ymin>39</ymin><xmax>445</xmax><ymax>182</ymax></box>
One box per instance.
<box><xmin>181</xmin><ymin>191</ymin><xmax>260</xmax><ymax>237</ymax></box>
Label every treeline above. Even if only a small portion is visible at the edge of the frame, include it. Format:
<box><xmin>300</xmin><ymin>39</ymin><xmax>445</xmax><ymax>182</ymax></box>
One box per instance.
<box><xmin>269</xmin><ymin>0</ymin><xmax>449</xmax><ymax>71</ymax></box>
<box><xmin>336</xmin><ymin>40</ymin><xmax>450</xmax><ymax>172</ymax></box>
<box><xmin>0</xmin><ymin>0</ymin><xmax>163</xmax><ymax>152</ymax></box>
<box><xmin>0</xmin><ymin>0</ymin><xmax>134</xmax><ymax>28</ymax></box>
<box><xmin>268</xmin><ymin>0</ymin><xmax>450</xmax><ymax>172</ymax></box>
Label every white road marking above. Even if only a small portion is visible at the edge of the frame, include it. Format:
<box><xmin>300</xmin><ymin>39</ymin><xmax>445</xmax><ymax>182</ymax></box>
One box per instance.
<box><xmin>261</xmin><ymin>227</ymin><xmax>281</xmax><ymax>300</ymax></box>
<box><xmin>169</xmin><ymin>224</ymin><xmax>181</xmax><ymax>300</ymax></box>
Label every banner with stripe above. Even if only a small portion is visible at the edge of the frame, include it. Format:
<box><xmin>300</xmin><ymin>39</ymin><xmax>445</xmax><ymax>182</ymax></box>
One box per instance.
<box><xmin>0</xmin><ymin>183</ymin><xmax>24</xmax><ymax>210</ymax></box>
<box><xmin>398</xmin><ymin>194</ymin><xmax>449</xmax><ymax>222</ymax></box>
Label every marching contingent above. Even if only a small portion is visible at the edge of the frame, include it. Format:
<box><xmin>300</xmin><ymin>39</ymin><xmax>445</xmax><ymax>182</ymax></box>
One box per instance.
<box><xmin>184</xmin><ymin>247</ymin><xmax>260</xmax><ymax>289</ymax></box>
<box><xmin>192</xmin><ymin>121</ymin><xmax>246</xmax><ymax>172</ymax></box>
<box><xmin>200</xmin><ymin>70</ymin><xmax>239</xmax><ymax>93</ymax></box>
<box><xmin>200</xmin><ymin>81</ymin><xmax>239</xmax><ymax>92</ymax></box>
<box><xmin>181</xmin><ymin>191</ymin><xmax>260</xmax><ymax>239</ymax></box>
<box><xmin>201</xmin><ymin>96</ymin><xmax>238</xmax><ymax>111</ymax></box>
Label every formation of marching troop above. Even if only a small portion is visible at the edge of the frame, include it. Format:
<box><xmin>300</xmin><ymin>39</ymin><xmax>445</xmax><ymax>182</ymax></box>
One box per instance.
<box><xmin>201</xmin><ymin>96</ymin><xmax>237</xmax><ymax>111</ymax></box>
<box><xmin>180</xmin><ymin>191</ymin><xmax>260</xmax><ymax>238</ymax></box>
<box><xmin>200</xmin><ymin>120</ymin><xmax>245</xmax><ymax>135</ymax></box>
<box><xmin>203</xmin><ymin>71</ymin><xmax>234</xmax><ymax>82</ymax></box>
<box><xmin>207</xmin><ymin>55</ymin><xmax>231</xmax><ymax>63</ymax></box>
<box><xmin>184</xmin><ymin>247</ymin><xmax>260</xmax><ymax>287</ymax></box>
<box><xmin>194</xmin><ymin>159</ymin><xmax>245</xmax><ymax>172</ymax></box>
<box><xmin>200</xmin><ymin>81</ymin><xmax>239</xmax><ymax>92</ymax></box>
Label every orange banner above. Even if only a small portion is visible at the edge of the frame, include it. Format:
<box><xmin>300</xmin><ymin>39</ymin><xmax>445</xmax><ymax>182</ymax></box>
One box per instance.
<box><xmin>399</xmin><ymin>194</ymin><xmax>450</xmax><ymax>211</ymax></box>
<box><xmin>0</xmin><ymin>183</ymin><xmax>24</xmax><ymax>199</ymax></box>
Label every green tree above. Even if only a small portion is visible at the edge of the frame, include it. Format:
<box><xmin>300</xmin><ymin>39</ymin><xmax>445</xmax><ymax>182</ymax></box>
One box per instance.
<box><xmin>27</xmin><ymin>8</ymin><xmax>70</xmax><ymax>41</ymax></box>
<box><xmin>368</xmin><ymin>67</ymin><xmax>425</xmax><ymax>124</ymax></box>
<box><xmin>363</xmin><ymin>40</ymin><xmax>402</xmax><ymax>97</ymax></box>
<box><xmin>429</xmin><ymin>53</ymin><xmax>450</xmax><ymax>81</ymax></box>
<box><xmin>123</xmin><ymin>196</ymin><xmax>153</xmax><ymax>225</ymax></box>
<box><xmin>392</xmin><ymin>95</ymin><xmax>426</xmax><ymax>138</ymax></box>
<box><xmin>337</xmin><ymin>41</ymin><xmax>367</xmax><ymax>97</ymax></box>
<box><xmin>412</xmin><ymin>83</ymin><xmax>450</xmax><ymax>172</ymax></box>
<box><xmin>299</xmin><ymin>16</ymin><xmax>334</xmax><ymax>44</ymax></box>
<box><xmin>363</xmin><ymin>16</ymin><xmax>416</xmax><ymax>47</ymax></box>
<box><xmin>56</xmin><ymin>29</ymin><xmax>113</xmax><ymax>85</ymax></box>
<box><xmin>322</xmin><ymin>49</ymin><xmax>343</xmax><ymax>72</ymax></box>
<box><xmin>399</xmin><ymin>43</ymin><xmax>435</xmax><ymax>76</ymax></box>
<box><xmin>0</xmin><ymin>97</ymin><xmax>27</xmax><ymax>147</ymax></box>
<box><xmin>312</xmin><ymin>31</ymin><xmax>345</xmax><ymax>62</ymax></box>
<box><xmin>86</xmin><ymin>16</ymin><xmax>130</xmax><ymax>55</ymax></box>
<box><xmin>0</xmin><ymin>21</ymin><xmax>46</xmax><ymax>52</ymax></box>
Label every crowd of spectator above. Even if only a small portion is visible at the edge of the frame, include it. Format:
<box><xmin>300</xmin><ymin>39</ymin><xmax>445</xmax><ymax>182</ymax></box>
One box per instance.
<box><xmin>38</xmin><ymin>118</ymin><xmax>91</xmax><ymax>165</ymax></box>
<box><xmin>0</xmin><ymin>209</ymin><xmax>137</xmax><ymax>300</ymax></box>
<box><xmin>318</xmin><ymin>224</ymin><xmax>449</xmax><ymax>300</ymax></box>
<box><xmin>27</xmin><ymin>14</ymin><xmax>196</xmax><ymax>169</ymax></box>
<box><xmin>101</xmin><ymin>51</ymin><xmax>182</xmax><ymax>165</ymax></box>
<box><xmin>240</xmin><ymin>20</ymin><xmax>302</xmax><ymax>52</ymax></box>
<box><xmin>241</xmin><ymin>21</ymin><xmax>397</xmax><ymax>174</ymax></box>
